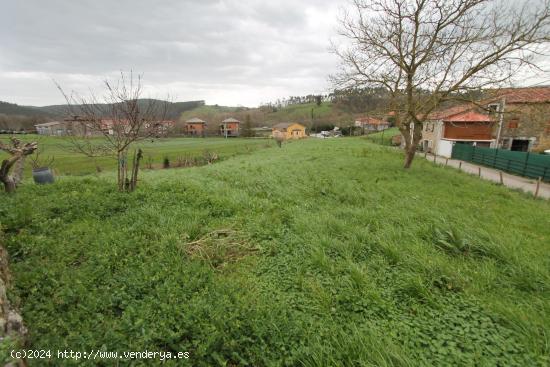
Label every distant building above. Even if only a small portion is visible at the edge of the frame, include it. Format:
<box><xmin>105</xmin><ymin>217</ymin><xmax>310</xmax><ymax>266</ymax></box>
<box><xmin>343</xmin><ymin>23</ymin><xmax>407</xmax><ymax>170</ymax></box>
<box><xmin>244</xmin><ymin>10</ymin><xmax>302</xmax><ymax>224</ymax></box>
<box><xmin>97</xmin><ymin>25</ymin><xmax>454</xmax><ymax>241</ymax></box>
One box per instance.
<box><xmin>251</xmin><ymin>126</ymin><xmax>272</xmax><ymax>137</ymax></box>
<box><xmin>486</xmin><ymin>87</ymin><xmax>550</xmax><ymax>152</ymax></box>
<box><xmin>185</xmin><ymin>117</ymin><xmax>207</xmax><ymax>137</ymax></box>
<box><xmin>35</xmin><ymin>121</ymin><xmax>66</xmax><ymax>136</ymax></box>
<box><xmin>220</xmin><ymin>118</ymin><xmax>240</xmax><ymax>137</ymax></box>
<box><xmin>423</xmin><ymin>107</ymin><xmax>495</xmax><ymax>157</ymax></box>
<box><xmin>36</xmin><ymin>118</ymin><xmax>109</xmax><ymax>136</ymax></box>
<box><xmin>64</xmin><ymin>115</ymin><xmax>107</xmax><ymax>136</ymax></box>
<box><xmin>36</xmin><ymin>117</ymin><xmax>176</xmax><ymax>137</ymax></box>
<box><xmin>272</xmin><ymin>122</ymin><xmax>306</xmax><ymax>139</ymax></box>
<box><xmin>422</xmin><ymin>86</ymin><xmax>550</xmax><ymax>157</ymax></box>
<box><xmin>146</xmin><ymin>120</ymin><xmax>176</xmax><ymax>137</ymax></box>
<box><xmin>354</xmin><ymin>116</ymin><xmax>390</xmax><ymax>131</ymax></box>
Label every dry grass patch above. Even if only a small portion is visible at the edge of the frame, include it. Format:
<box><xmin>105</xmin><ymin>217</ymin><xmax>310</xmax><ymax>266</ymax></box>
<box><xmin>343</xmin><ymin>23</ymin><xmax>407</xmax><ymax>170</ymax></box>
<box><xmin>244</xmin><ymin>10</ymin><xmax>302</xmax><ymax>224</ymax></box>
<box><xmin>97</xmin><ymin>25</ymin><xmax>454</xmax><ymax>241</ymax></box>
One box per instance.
<box><xmin>182</xmin><ymin>229</ymin><xmax>258</xmax><ymax>269</ymax></box>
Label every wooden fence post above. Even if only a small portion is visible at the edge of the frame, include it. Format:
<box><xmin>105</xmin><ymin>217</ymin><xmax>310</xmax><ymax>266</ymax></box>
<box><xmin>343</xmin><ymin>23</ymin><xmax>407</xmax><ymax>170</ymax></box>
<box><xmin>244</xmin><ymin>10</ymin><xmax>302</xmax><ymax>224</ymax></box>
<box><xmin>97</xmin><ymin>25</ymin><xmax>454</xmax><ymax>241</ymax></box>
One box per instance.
<box><xmin>535</xmin><ymin>177</ymin><xmax>541</xmax><ymax>199</ymax></box>
<box><xmin>499</xmin><ymin>171</ymin><xmax>503</xmax><ymax>185</ymax></box>
<box><xmin>459</xmin><ymin>161</ymin><xmax>462</xmax><ymax>170</ymax></box>
<box><xmin>478</xmin><ymin>167</ymin><xmax>481</xmax><ymax>177</ymax></box>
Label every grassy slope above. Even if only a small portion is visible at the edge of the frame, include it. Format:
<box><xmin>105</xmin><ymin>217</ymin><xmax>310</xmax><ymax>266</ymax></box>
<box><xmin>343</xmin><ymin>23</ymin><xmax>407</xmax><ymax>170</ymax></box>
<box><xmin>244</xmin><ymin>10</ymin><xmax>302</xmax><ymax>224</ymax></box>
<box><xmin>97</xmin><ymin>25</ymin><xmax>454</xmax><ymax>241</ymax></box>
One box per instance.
<box><xmin>180</xmin><ymin>102</ymin><xmax>357</xmax><ymax>127</ymax></box>
<box><xmin>179</xmin><ymin>105</ymin><xmax>244</xmax><ymax>121</ymax></box>
<box><xmin>0</xmin><ymin>135</ymin><xmax>270</xmax><ymax>176</ymax></box>
<box><xmin>1</xmin><ymin>138</ymin><xmax>549</xmax><ymax>366</ymax></box>
<box><xmin>365</xmin><ymin>127</ymin><xmax>401</xmax><ymax>145</ymax></box>
<box><xmin>266</xmin><ymin>102</ymin><xmax>334</xmax><ymax>122</ymax></box>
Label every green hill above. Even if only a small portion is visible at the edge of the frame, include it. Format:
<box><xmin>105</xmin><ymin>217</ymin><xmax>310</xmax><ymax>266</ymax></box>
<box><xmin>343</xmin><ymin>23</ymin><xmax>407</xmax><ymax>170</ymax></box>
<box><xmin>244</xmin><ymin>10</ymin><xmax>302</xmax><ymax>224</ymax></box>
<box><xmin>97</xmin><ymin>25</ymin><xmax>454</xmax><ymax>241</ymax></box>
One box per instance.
<box><xmin>0</xmin><ymin>101</ymin><xmax>55</xmax><ymax>117</ymax></box>
<box><xmin>179</xmin><ymin>104</ymin><xmax>248</xmax><ymax>121</ymax></box>
<box><xmin>0</xmin><ymin>100</ymin><xmax>205</xmax><ymax>120</ymax></box>
<box><xmin>179</xmin><ymin>102</ymin><xmax>361</xmax><ymax>129</ymax></box>
<box><xmin>2</xmin><ymin>138</ymin><xmax>549</xmax><ymax>365</ymax></box>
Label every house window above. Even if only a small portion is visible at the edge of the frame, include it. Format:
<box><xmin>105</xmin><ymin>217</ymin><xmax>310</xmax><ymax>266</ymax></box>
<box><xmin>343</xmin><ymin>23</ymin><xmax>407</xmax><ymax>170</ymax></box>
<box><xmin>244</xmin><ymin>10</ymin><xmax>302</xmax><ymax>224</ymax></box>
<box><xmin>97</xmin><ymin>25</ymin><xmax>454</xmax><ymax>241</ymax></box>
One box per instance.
<box><xmin>487</xmin><ymin>103</ymin><xmax>500</xmax><ymax>116</ymax></box>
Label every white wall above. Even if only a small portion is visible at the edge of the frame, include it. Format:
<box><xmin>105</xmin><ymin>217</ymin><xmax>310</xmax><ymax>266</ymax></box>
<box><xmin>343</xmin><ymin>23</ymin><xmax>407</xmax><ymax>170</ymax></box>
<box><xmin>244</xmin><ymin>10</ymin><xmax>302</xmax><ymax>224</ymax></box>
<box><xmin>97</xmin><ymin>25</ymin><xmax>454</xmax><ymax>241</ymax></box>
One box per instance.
<box><xmin>436</xmin><ymin>139</ymin><xmax>454</xmax><ymax>158</ymax></box>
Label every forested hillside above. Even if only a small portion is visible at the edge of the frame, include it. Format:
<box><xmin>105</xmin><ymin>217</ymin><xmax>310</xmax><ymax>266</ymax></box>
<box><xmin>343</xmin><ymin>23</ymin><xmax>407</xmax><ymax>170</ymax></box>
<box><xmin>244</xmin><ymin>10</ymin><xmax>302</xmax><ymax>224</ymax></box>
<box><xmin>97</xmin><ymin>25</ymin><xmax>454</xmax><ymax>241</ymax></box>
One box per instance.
<box><xmin>0</xmin><ymin>100</ymin><xmax>207</xmax><ymax>131</ymax></box>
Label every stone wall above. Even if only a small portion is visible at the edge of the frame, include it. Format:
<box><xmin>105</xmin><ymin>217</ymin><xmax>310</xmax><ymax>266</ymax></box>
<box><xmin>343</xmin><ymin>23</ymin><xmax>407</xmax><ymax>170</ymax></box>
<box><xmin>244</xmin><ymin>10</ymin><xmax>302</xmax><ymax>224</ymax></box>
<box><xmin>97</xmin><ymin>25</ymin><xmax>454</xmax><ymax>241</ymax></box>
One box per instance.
<box><xmin>499</xmin><ymin>103</ymin><xmax>550</xmax><ymax>152</ymax></box>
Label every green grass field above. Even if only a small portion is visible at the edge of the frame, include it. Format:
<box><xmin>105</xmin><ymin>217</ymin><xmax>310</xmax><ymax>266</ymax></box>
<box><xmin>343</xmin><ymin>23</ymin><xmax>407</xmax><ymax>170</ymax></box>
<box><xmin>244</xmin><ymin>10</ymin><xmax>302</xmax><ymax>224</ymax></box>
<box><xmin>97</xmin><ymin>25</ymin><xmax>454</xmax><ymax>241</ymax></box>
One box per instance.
<box><xmin>365</xmin><ymin>127</ymin><xmax>401</xmax><ymax>145</ymax></box>
<box><xmin>1</xmin><ymin>138</ymin><xmax>549</xmax><ymax>366</ymax></box>
<box><xmin>0</xmin><ymin>135</ymin><xmax>271</xmax><ymax>176</ymax></box>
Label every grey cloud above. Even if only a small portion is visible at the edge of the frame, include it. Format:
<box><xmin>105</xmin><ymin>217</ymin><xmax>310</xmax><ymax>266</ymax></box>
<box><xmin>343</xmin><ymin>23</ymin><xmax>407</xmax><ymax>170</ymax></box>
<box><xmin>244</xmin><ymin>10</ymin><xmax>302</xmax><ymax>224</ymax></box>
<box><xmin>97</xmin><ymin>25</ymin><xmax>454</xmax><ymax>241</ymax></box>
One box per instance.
<box><xmin>0</xmin><ymin>0</ymin><xmax>342</xmax><ymax>106</ymax></box>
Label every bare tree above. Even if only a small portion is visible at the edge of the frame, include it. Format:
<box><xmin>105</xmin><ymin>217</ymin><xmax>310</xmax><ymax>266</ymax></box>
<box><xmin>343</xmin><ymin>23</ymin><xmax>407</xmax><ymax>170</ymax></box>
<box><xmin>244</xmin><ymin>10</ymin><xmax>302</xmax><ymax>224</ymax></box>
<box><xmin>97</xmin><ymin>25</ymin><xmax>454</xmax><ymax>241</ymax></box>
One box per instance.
<box><xmin>333</xmin><ymin>0</ymin><xmax>550</xmax><ymax>168</ymax></box>
<box><xmin>28</xmin><ymin>137</ymin><xmax>55</xmax><ymax>170</ymax></box>
<box><xmin>57</xmin><ymin>72</ymin><xmax>169</xmax><ymax>191</ymax></box>
<box><xmin>273</xmin><ymin>131</ymin><xmax>286</xmax><ymax>147</ymax></box>
<box><xmin>0</xmin><ymin>137</ymin><xmax>38</xmax><ymax>193</ymax></box>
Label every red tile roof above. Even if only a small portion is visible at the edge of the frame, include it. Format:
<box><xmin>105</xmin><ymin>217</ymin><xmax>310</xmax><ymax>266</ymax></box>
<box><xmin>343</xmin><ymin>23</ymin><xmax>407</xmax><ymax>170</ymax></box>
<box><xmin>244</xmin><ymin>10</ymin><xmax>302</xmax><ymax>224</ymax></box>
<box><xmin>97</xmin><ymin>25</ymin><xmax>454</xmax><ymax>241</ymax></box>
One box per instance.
<box><xmin>428</xmin><ymin>104</ymin><xmax>474</xmax><ymax>120</ymax></box>
<box><xmin>442</xmin><ymin>111</ymin><xmax>494</xmax><ymax>123</ymax></box>
<box><xmin>428</xmin><ymin>105</ymin><xmax>494</xmax><ymax>123</ymax></box>
<box><xmin>491</xmin><ymin>87</ymin><xmax>550</xmax><ymax>103</ymax></box>
<box><xmin>428</xmin><ymin>87</ymin><xmax>550</xmax><ymax>120</ymax></box>
<box><xmin>355</xmin><ymin>116</ymin><xmax>387</xmax><ymax>125</ymax></box>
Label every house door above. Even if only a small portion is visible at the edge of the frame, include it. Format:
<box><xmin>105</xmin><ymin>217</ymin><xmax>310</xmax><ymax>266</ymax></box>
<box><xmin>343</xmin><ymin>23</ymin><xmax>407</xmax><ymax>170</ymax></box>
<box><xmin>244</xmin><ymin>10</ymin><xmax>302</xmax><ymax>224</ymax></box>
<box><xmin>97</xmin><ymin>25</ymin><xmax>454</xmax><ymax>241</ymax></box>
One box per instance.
<box><xmin>511</xmin><ymin>139</ymin><xmax>529</xmax><ymax>152</ymax></box>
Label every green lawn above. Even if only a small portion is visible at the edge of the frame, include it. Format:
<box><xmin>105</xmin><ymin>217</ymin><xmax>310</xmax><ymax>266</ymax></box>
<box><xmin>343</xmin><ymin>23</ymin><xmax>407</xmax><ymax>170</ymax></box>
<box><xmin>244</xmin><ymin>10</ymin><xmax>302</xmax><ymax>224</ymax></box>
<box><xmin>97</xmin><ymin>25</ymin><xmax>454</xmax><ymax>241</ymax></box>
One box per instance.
<box><xmin>364</xmin><ymin>127</ymin><xmax>401</xmax><ymax>145</ymax></box>
<box><xmin>0</xmin><ymin>135</ymin><xmax>271</xmax><ymax>176</ymax></box>
<box><xmin>1</xmin><ymin>138</ymin><xmax>549</xmax><ymax>366</ymax></box>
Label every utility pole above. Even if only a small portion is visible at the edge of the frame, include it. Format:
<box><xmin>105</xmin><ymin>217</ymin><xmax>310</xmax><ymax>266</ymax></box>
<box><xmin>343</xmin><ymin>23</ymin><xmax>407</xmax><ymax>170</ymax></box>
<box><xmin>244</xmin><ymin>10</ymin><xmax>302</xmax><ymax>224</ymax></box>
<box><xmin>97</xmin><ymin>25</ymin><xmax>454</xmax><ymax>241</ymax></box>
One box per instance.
<box><xmin>495</xmin><ymin>97</ymin><xmax>506</xmax><ymax>148</ymax></box>
<box><xmin>311</xmin><ymin>108</ymin><xmax>316</xmax><ymax>133</ymax></box>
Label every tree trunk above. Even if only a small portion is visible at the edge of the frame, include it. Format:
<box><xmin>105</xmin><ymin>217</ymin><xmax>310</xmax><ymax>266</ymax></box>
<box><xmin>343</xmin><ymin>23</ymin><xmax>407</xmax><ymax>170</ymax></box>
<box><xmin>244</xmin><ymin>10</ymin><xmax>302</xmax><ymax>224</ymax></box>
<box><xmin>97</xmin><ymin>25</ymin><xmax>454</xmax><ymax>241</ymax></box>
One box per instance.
<box><xmin>117</xmin><ymin>150</ymin><xmax>128</xmax><ymax>192</ymax></box>
<box><xmin>402</xmin><ymin>122</ymin><xmax>422</xmax><ymax>169</ymax></box>
<box><xmin>13</xmin><ymin>156</ymin><xmax>26</xmax><ymax>185</ymax></box>
<box><xmin>1</xmin><ymin>176</ymin><xmax>16</xmax><ymax>193</ymax></box>
<box><xmin>128</xmin><ymin>148</ymin><xmax>142</xmax><ymax>192</ymax></box>
<box><xmin>403</xmin><ymin>146</ymin><xmax>416</xmax><ymax>169</ymax></box>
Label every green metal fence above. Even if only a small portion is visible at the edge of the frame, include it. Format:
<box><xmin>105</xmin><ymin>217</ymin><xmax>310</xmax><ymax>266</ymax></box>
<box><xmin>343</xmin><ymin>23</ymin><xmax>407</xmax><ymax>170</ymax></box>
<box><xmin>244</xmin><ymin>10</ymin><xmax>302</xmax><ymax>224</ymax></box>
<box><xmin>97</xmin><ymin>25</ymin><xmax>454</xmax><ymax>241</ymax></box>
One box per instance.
<box><xmin>451</xmin><ymin>144</ymin><xmax>550</xmax><ymax>182</ymax></box>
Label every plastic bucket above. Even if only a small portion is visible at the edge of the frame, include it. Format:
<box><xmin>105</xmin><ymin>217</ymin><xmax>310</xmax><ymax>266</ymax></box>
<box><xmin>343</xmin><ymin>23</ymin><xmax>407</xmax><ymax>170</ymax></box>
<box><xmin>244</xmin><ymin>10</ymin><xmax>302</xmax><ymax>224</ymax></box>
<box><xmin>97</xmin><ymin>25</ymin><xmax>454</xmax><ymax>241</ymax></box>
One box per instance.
<box><xmin>32</xmin><ymin>167</ymin><xmax>55</xmax><ymax>184</ymax></box>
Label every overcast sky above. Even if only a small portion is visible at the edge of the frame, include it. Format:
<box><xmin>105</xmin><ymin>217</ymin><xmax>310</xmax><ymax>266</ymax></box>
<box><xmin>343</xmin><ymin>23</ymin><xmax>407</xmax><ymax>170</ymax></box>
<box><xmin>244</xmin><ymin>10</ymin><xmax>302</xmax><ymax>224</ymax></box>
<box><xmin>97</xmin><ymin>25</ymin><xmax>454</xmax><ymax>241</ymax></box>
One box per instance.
<box><xmin>0</xmin><ymin>0</ymin><xmax>344</xmax><ymax>107</ymax></box>
<box><xmin>2</xmin><ymin>1</ymin><xmax>549</xmax><ymax>108</ymax></box>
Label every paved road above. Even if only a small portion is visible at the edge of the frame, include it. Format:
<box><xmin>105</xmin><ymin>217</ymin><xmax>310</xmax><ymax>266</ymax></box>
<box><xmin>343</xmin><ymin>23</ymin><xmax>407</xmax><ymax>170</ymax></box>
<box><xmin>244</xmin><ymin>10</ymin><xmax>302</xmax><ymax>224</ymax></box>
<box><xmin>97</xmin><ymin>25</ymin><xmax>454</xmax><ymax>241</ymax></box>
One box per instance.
<box><xmin>420</xmin><ymin>153</ymin><xmax>550</xmax><ymax>199</ymax></box>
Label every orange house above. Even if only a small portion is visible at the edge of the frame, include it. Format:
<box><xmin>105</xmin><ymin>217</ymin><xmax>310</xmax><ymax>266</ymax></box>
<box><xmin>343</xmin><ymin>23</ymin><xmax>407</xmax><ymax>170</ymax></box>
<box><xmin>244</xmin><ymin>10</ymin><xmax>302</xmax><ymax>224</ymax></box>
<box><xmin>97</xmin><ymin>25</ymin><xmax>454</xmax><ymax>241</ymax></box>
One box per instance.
<box><xmin>185</xmin><ymin>117</ymin><xmax>207</xmax><ymax>137</ymax></box>
<box><xmin>220</xmin><ymin>118</ymin><xmax>240</xmax><ymax>137</ymax></box>
<box><xmin>272</xmin><ymin>122</ymin><xmax>306</xmax><ymax>139</ymax></box>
